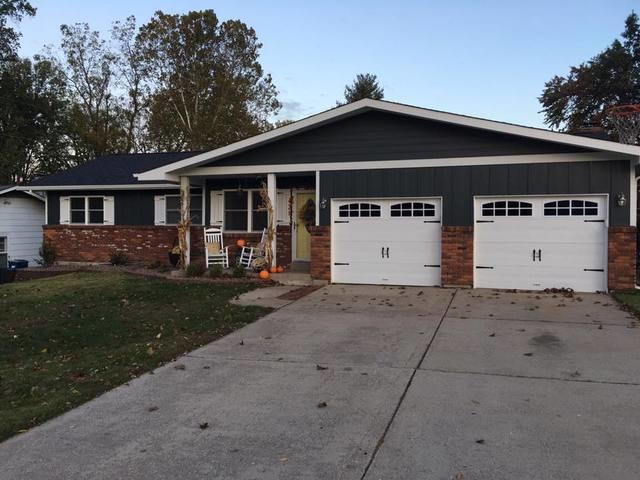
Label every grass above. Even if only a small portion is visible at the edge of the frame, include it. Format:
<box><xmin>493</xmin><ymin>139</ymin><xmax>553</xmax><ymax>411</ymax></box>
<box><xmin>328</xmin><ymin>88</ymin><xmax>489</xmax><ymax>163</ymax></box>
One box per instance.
<box><xmin>0</xmin><ymin>272</ymin><xmax>269</xmax><ymax>442</ymax></box>
<box><xmin>611</xmin><ymin>290</ymin><xmax>640</xmax><ymax>317</ymax></box>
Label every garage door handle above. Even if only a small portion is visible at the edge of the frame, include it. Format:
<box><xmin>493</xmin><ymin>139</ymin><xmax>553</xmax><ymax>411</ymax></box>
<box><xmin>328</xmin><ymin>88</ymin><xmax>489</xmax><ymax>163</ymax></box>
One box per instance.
<box><xmin>532</xmin><ymin>249</ymin><xmax>536</xmax><ymax>262</ymax></box>
<box><xmin>537</xmin><ymin>249</ymin><xmax>542</xmax><ymax>262</ymax></box>
<box><xmin>386</xmin><ymin>247</ymin><xmax>389</xmax><ymax>258</ymax></box>
<box><xmin>381</xmin><ymin>247</ymin><xmax>385</xmax><ymax>258</ymax></box>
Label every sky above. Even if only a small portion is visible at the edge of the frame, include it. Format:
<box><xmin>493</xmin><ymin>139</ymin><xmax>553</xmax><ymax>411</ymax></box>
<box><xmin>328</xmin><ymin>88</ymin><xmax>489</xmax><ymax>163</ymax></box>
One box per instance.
<box><xmin>15</xmin><ymin>0</ymin><xmax>640</xmax><ymax>128</ymax></box>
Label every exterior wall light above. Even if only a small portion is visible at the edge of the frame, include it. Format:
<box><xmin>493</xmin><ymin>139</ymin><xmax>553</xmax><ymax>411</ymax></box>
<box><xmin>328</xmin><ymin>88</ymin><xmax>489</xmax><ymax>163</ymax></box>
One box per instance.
<box><xmin>320</xmin><ymin>198</ymin><xmax>327</xmax><ymax>209</ymax></box>
<box><xmin>616</xmin><ymin>193</ymin><xmax>627</xmax><ymax>207</ymax></box>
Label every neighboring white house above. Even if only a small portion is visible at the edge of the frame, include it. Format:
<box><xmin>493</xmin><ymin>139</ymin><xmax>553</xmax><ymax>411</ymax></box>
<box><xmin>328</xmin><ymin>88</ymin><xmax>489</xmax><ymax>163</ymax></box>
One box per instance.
<box><xmin>0</xmin><ymin>186</ymin><xmax>45</xmax><ymax>268</ymax></box>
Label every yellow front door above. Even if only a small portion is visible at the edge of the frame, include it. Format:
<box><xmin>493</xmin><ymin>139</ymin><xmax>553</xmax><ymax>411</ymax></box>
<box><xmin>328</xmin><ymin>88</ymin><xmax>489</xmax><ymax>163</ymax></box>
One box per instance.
<box><xmin>295</xmin><ymin>192</ymin><xmax>315</xmax><ymax>260</ymax></box>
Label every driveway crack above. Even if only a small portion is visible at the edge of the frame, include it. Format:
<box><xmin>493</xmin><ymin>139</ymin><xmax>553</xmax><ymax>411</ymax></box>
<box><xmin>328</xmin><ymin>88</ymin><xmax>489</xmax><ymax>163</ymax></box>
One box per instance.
<box><xmin>359</xmin><ymin>288</ymin><xmax>458</xmax><ymax>480</ymax></box>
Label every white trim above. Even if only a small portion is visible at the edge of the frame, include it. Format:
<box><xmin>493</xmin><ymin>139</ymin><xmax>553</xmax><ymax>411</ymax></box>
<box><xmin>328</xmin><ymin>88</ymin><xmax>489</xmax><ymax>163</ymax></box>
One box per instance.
<box><xmin>173</xmin><ymin>152</ymin><xmax>626</xmax><ymax>177</ymax></box>
<box><xmin>0</xmin><ymin>186</ymin><xmax>45</xmax><ymax>201</ymax></box>
<box><xmin>315</xmin><ymin>171</ymin><xmax>320</xmax><ymax>227</ymax></box>
<box><xmin>135</xmin><ymin>99</ymin><xmax>640</xmax><ymax>181</ymax></box>
<box><xmin>21</xmin><ymin>184</ymin><xmax>179</xmax><ymax>191</ymax></box>
<box><xmin>630</xmin><ymin>160</ymin><xmax>637</xmax><ymax>227</ymax></box>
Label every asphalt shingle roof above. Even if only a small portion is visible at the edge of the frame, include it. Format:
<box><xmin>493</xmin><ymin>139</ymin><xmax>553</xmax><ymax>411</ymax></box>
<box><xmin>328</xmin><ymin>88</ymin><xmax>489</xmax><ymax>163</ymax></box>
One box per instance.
<box><xmin>28</xmin><ymin>152</ymin><xmax>200</xmax><ymax>187</ymax></box>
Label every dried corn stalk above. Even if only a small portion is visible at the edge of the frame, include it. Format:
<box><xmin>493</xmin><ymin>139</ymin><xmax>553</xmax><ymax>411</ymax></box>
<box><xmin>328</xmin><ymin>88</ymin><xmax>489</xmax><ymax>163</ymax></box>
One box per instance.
<box><xmin>177</xmin><ymin>186</ymin><xmax>191</xmax><ymax>268</ymax></box>
<box><xmin>259</xmin><ymin>181</ymin><xmax>275</xmax><ymax>266</ymax></box>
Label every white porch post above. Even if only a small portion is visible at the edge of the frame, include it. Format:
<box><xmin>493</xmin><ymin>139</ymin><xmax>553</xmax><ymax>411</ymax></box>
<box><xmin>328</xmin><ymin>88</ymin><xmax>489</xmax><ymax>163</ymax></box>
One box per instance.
<box><xmin>180</xmin><ymin>176</ymin><xmax>191</xmax><ymax>267</ymax></box>
<box><xmin>267</xmin><ymin>173</ymin><xmax>277</xmax><ymax>266</ymax></box>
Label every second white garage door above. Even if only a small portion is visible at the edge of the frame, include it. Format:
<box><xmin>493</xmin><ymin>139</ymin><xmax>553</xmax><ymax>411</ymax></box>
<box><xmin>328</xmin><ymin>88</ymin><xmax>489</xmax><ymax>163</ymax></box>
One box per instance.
<box><xmin>332</xmin><ymin>198</ymin><xmax>442</xmax><ymax>286</ymax></box>
<box><xmin>474</xmin><ymin>196</ymin><xmax>608</xmax><ymax>292</ymax></box>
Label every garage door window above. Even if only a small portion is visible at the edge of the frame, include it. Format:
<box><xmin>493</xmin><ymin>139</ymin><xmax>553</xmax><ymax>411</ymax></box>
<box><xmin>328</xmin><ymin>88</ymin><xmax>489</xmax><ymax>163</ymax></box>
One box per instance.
<box><xmin>544</xmin><ymin>200</ymin><xmax>598</xmax><ymax>216</ymax></box>
<box><xmin>481</xmin><ymin>201</ymin><xmax>532</xmax><ymax>217</ymax></box>
<box><xmin>338</xmin><ymin>203</ymin><xmax>381</xmax><ymax>218</ymax></box>
<box><xmin>390</xmin><ymin>202</ymin><xmax>436</xmax><ymax>217</ymax></box>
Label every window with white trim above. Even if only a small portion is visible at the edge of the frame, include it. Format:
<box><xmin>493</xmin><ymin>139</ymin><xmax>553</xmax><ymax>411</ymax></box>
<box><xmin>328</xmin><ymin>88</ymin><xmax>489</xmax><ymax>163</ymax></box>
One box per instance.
<box><xmin>481</xmin><ymin>200</ymin><xmax>533</xmax><ymax>217</ymax></box>
<box><xmin>338</xmin><ymin>203</ymin><xmax>381</xmax><ymax>218</ymax></box>
<box><xmin>0</xmin><ymin>236</ymin><xmax>7</xmax><ymax>269</ymax></box>
<box><xmin>165</xmin><ymin>193</ymin><xmax>203</xmax><ymax>225</ymax></box>
<box><xmin>69</xmin><ymin>196</ymin><xmax>105</xmax><ymax>224</ymax></box>
<box><xmin>544</xmin><ymin>200</ymin><xmax>598</xmax><ymax>216</ymax></box>
<box><xmin>222</xmin><ymin>190</ymin><xmax>267</xmax><ymax>231</ymax></box>
<box><xmin>390</xmin><ymin>202</ymin><xmax>436</xmax><ymax>217</ymax></box>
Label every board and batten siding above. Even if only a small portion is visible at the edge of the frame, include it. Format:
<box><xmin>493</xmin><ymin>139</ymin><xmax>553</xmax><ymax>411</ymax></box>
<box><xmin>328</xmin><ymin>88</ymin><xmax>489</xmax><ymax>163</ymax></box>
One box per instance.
<box><xmin>0</xmin><ymin>195</ymin><xmax>45</xmax><ymax>265</ymax></box>
<box><xmin>319</xmin><ymin>160</ymin><xmax>631</xmax><ymax>226</ymax></box>
<box><xmin>205</xmin><ymin>110</ymin><xmax>588</xmax><ymax>168</ymax></box>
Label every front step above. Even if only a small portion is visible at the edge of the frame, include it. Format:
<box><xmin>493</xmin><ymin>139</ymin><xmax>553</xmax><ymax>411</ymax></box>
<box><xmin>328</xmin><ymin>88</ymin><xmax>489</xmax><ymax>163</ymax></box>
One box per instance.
<box><xmin>270</xmin><ymin>272</ymin><xmax>327</xmax><ymax>286</ymax></box>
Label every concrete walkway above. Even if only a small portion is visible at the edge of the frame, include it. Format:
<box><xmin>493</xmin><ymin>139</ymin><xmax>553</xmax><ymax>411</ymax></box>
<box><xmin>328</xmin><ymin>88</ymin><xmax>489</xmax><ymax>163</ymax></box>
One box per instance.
<box><xmin>1</xmin><ymin>286</ymin><xmax>639</xmax><ymax>479</ymax></box>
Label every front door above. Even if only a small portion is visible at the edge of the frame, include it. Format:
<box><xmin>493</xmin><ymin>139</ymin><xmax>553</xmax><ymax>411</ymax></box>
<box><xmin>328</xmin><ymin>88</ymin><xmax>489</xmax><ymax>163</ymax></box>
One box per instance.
<box><xmin>295</xmin><ymin>192</ymin><xmax>315</xmax><ymax>260</ymax></box>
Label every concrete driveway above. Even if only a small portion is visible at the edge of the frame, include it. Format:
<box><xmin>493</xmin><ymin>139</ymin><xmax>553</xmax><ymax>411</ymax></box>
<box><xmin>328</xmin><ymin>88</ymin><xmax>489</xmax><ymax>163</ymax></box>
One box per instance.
<box><xmin>1</xmin><ymin>285</ymin><xmax>639</xmax><ymax>479</ymax></box>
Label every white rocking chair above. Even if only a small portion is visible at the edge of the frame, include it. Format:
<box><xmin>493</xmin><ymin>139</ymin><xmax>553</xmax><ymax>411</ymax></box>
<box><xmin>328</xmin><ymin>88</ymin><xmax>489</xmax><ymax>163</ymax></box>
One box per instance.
<box><xmin>204</xmin><ymin>227</ymin><xmax>229</xmax><ymax>268</ymax></box>
<box><xmin>238</xmin><ymin>229</ymin><xmax>267</xmax><ymax>268</ymax></box>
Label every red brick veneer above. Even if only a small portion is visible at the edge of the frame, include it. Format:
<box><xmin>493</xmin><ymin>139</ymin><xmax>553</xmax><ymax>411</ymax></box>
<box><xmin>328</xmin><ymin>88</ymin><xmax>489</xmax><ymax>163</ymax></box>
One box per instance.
<box><xmin>608</xmin><ymin>226</ymin><xmax>637</xmax><ymax>290</ymax></box>
<box><xmin>276</xmin><ymin>225</ymin><xmax>292</xmax><ymax>267</ymax></box>
<box><xmin>308</xmin><ymin>225</ymin><xmax>331</xmax><ymax>281</ymax></box>
<box><xmin>441</xmin><ymin>226</ymin><xmax>474</xmax><ymax>287</ymax></box>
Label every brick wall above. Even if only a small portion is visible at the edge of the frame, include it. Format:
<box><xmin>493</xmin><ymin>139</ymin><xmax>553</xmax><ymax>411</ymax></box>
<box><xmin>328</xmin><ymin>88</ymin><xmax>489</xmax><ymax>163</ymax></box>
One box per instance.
<box><xmin>308</xmin><ymin>225</ymin><xmax>331</xmax><ymax>280</ymax></box>
<box><xmin>43</xmin><ymin>226</ymin><xmax>265</xmax><ymax>267</ymax></box>
<box><xmin>276</xmin><ymin>225</ymin><xmax>292</xmax><ymax>267</ymax></box>
<box><xmin>441</xmin><ymin>226</ymin><xmax>474</xmax><ymax>287</ymax></box>
<box><xmin>608</xmin><ymin>226</ymin><xmax>637</xmax><ymax>290</ymax></box>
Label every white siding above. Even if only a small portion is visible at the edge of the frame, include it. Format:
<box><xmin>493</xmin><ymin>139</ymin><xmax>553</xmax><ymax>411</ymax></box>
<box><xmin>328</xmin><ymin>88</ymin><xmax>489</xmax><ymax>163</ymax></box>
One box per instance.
<box><xmin>0</xmin><ymin>195</ymin><xmax>45</xmax><ymax>266</ymax></box>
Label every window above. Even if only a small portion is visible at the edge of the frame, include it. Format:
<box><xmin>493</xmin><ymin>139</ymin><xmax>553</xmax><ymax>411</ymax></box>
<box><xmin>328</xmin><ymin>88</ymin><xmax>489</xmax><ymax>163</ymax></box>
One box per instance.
<box><xmin>70</xmin><ymin>196</ymin><xmax>105</xmax><ymax>224</ymax></box>
<box><xmin>251</xmin><ymin>191</ymin><xmax>268</xmax><ymax>231</ymax></box>
<box><xmin>481</xmin><ymin>200</ymin><xmax>532</xmax><ymax>217</ymax></box>
<box><xmin>390</xmin><ymin>202</ymin><xmax>436</xmax><ymax>217</ymax></box>
<box><xmin>224</xmin><ymin>191</ymin><xmax>248</xmax><ymax>230</ymax></box>
<box><xmin>338</xmin><ymin>203</ymin><xmax>381</xmax><ymax>218</ymax></box>
<box><xmin>165</xmin><ymin>193</ymin><xmax>203</xmax><ymax>225</ymax></box>
<box><xmin>544</xmin><ymin>200</ymin><xmax>598</xmax><ymax>217</ymax></box>
<box><xmin>0</xmin><ymin>236</ymin><xmax>6</xmax><ymax>269</ymax></box>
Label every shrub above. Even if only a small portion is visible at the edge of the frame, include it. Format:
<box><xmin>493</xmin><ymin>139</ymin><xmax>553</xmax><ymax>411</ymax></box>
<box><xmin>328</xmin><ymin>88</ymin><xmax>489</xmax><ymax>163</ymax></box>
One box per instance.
<box><xmin>208</xmin><ymin>264</ymin><xmax>224</xmax><ymax>278</ymax></box>
<box><xmin>109</xmin><ymin>251</ymin><xmax>129</xmax><ymax>266</ymax></box>
<box><xmin>36</xmin><ymin>241</ymin><xmax>57</xmax><ymax>267</ymax></box>
<box><xmin>232</xmin><ymin>264</ymin><xmax>246</xmax><ymax>278</ymax></box>
<box><xmin>185</xmin><ymin>263</ymin><xmax>205</xmax><ymax>277</ymax></box>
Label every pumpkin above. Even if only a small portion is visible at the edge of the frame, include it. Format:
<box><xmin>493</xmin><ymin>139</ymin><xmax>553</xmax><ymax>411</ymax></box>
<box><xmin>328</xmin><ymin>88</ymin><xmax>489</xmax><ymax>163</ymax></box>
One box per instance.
<box><xmin>277</xmin><ymin>266</ymin><xmax>284</xmax><ymax>273</ymax></box>
<box><xmin>259</xmin><ymin>270</ymin><xmax>270</xmax><ymax>280</ymax></box>
<box><xmin>236</xmin><ymin>239</ymin><xmax>246</xmax><ymax>247</ymax></box>
<box><xmin>269</xmin><ymin>266</ymin><xmax>278</xmax><ymax>273</ymax></box>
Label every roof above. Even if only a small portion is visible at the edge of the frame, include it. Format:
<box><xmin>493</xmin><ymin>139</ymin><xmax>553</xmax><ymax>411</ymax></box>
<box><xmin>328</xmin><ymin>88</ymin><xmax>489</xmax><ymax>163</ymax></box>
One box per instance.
<box><xmin>136</xmin><ymin>99</ymin><xmax>640</xmax><ymax>182</ymax></box>
<box><xmin>28</xmin><ymin>151</ymin><xmax>200</xmax><ymax>189</ymax></box>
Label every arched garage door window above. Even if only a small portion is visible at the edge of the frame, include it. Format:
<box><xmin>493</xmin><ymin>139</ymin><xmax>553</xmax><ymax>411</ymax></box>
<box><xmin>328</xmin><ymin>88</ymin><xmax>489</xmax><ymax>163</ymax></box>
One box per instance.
<box><xmin>338</xmin><ymin>203</ymin><xmax>382</xmax><ymax>218</ymax></box>
<box><xmin>390</xmin><ymin>202</ymin><xmax>436</xmax><ymax>217</ymax></box>
<box><xmin>481</xmin><ymin>200</ymin><xmax>533</xmax><ymax>217</ymax></box>
<box><xmin>543</xmin><ymin>200</ymin><xmax>598</xmax><ymax>216</ymax></box>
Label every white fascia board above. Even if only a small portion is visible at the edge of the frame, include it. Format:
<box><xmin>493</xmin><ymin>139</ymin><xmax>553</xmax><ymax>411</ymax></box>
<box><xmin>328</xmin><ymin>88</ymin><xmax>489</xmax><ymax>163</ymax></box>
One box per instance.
<box><xmin>0</xmin><ymin>186</ymin><xmax>45</xmax><ymax>201</ymax></box>
<box><xmin>19</xmin><ymin>183</ymin><xmax>180</xmax><ymax>191</ymax></box>
<box><xmin>134</xmin><ymin>99</ymin><xmax>640</xmax><ymax>181</ymax></box>
<box><xmin>175</xmin><ymin>152</ymin><xmax>628</xmax><ymax>177</ymax></box>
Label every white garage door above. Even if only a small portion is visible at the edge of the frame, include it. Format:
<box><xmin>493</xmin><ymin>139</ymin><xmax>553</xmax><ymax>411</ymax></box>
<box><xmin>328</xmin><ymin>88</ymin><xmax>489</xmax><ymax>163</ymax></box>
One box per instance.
<box><xmin>332</xmin><ymin>198</ymin><xmax>441</xmax><ymax>286</ymax></box>
<box><xmin>474</xmin><ymin>196</ymin><xmax>607</xmax><ymax>292</ymax></box>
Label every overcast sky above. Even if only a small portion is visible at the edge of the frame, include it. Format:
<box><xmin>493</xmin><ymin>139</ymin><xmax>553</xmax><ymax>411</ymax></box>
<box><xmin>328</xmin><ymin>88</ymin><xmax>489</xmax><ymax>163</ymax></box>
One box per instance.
<box><xmin>16</xmin><ymin>0</ymin><xmax>639</xmax><ymax>128</ymax></box>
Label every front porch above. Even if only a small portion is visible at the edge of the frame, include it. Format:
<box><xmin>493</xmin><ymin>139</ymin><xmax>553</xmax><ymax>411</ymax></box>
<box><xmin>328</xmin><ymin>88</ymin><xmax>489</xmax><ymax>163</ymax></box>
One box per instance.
<box><xmin>178</xmin><ymin>172</ymin><xmax>323</xmax><ymax>274</ymax></box>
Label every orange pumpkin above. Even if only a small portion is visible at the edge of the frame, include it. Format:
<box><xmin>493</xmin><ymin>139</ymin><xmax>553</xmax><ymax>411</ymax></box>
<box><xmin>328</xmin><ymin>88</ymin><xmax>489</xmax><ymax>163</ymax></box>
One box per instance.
<box><xmin>259</xmin><ymin>270</ymin><xmax>270</xmax><ymax>280</ymax></box>
<box><xmin>277</xmin><ymin>266</ymin><xmax>284</xmax><ymax>273</ymax></box>
<box><xmin>269</xmin><ymin>266</ymin><xmax>278</xmax><ymax>274</ymax></box>
<box><xmin>236</xmin><ymin>239</ymin><xmax>246</xmax><ymax>247</ymax></box>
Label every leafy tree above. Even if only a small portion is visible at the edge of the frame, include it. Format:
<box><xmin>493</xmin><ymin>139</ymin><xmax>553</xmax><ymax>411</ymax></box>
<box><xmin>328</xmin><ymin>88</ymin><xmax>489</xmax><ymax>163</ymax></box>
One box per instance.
<box><xmin>540</xmin><ymin>12</ymin><xmax>640</xmax><ymax>134</ymax></box>
<box><xmin>0</xmin><ymin>0</ymin><xmax>35</xmax><ymax>63</ymax></box>
<box><xmin>339</xmin><ymin>73</ymin><xmax>384</xmax><ymax>105</ymax></box>
<box><xmin>138</xmin><ymin>10</ymin><xmax>281</xmax><ymax>151</ymax></box>
<box><xmin>0</xmin><ymin>58</ymin><xmax>71</xmax><ymax>183</ymax></box>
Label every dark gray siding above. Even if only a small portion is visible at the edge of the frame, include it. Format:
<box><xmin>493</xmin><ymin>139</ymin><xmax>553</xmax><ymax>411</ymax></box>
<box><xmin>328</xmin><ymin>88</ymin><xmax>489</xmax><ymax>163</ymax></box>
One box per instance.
<box><xmin>205</xmin><ymin>110</ymin><xmax>589</xmax><ymax>168</ymax></box>
<box><xmin>46</xmin><ymin>189</ymin><xmax>178</xmax><ymax>225</ymax></box>
<box><xmin>320</xmin><ymin>160</ymin><xmax>631</xmax><ymax>226</ymax></box>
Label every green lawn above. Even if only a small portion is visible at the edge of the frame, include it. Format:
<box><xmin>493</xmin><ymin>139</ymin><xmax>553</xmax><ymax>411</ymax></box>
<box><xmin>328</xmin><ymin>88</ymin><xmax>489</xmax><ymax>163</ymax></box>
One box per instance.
<box><xmin>0</xmin><ymin>272</ymin><xmax>269</xmax><ymax>442</ymax></box>
<box><xmin>612</xmin><ymin>290</ymin><xmax>640</xmax><ymax>317</ymax></box>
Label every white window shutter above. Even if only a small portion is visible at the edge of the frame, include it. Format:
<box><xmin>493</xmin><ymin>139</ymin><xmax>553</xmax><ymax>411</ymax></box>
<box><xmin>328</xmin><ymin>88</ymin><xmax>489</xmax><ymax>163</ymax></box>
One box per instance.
<box><xmin>59</xmin><ymin>196</ymin><xmax>70</xmax><ymax>224</ymax></box>
<box><xmin>154</xmin><ymin>195</ymin><xmax>166</xmax><ymax>225</ymax></box>
<box><xmin>103</xmin><ymin>196</ymin><xmax>115</xmax><ymax>225</ymax></box>
<box><xmin>276</xmin><ymin>190</ymin><xmax>291</xmax><ymax>225</ymax></box>
<box><xmin>210</xmin><ymin>190</ymin><xmax>224</xmax><ymax>227</ymax></box>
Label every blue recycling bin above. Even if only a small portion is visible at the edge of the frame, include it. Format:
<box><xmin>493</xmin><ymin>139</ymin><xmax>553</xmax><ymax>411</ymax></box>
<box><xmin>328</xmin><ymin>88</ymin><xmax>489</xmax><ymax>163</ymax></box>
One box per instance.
<box><xmin>8</xmin><ymin>259</ymin><xmax>28</xmax><ymax>269</ymax></box>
